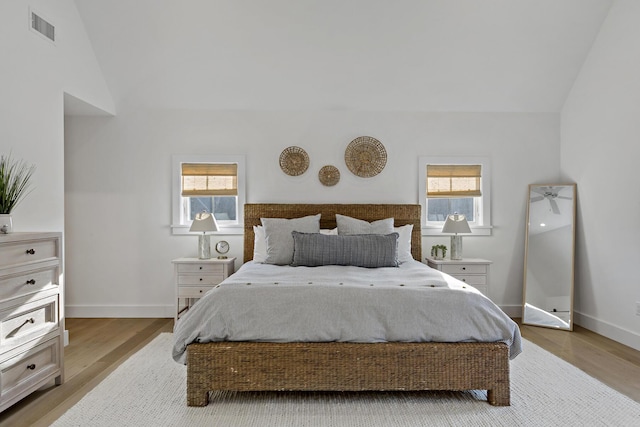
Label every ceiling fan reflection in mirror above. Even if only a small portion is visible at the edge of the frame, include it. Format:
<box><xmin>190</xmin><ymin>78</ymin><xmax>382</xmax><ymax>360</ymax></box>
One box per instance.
<box><xmin>530</xmin><ymin>186</ymin><xmax>572</xmax><ymax>214</ymax></box>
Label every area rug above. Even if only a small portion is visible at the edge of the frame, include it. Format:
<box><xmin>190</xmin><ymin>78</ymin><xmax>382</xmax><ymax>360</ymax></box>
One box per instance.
<box><xmin>52</xmin><ymin>333</ymin><xmax>640</xmax><ymax>427</ymax></box>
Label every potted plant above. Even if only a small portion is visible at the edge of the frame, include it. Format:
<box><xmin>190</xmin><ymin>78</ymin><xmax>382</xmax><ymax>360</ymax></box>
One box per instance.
<box><xmin>0</xmin><ymin>154</ymin><xmax>36</xmax><ymax>233</ymax></box>
<box><xmin>430</xmin><ymin>244</ymin><xmax>447</xmax><ymax>259</ymax></box>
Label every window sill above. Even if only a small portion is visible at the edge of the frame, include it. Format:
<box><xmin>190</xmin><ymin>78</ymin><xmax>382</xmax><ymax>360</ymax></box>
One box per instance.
<box><xmin>171</xmin><ymin>224</ymin><xmax>244</xmax><ymax>236</ymax></box>
<box><xmin>422</xmin><ymin>225</ymin><xmax>492</xmax><ymax>236</ymax></box>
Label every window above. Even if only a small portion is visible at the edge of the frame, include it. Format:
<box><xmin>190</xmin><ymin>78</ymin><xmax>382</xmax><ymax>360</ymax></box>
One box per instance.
<box><xmin>172</xmin><ymin>155</ymin><xmax>245</xmax><ymax>235</ymax></box>
<box><xmin>418</xmin><ymin>156</ymin><xmax>491</xmax><ymax>236</ymax></box>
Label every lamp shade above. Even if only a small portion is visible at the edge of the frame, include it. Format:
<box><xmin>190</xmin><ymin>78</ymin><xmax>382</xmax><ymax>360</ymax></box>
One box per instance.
<box><xmin>189</xmin><ymin>211</ymin><xmax>218</xmax><ymax>233</ymax></box>
<box><xmin>442</xmin><ymin>213</ymin><xmax>471</xmax><ymax>234</ymax></box>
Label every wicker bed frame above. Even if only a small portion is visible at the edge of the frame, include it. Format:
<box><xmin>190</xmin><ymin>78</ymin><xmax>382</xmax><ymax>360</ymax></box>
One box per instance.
<box><xmin>186</xmin><ymin>204</ymin><xmax>510</xmax><ymax>406</ymax></box>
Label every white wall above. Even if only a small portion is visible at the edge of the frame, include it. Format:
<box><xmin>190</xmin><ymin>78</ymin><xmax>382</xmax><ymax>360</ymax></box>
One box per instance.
<box><xmin>64</xmin><ymin>109</ymin><xmax>559</xmax><ymax>317</ymax></box>
<box><xmin>561</xmin><ymin>0</ymin><xmax>640</xmax><ymax>350</ymax></box>
<box><xmin>0</xmin><ymin>0</ymin><xmax>113</xmax><ymax>233</ymax></box>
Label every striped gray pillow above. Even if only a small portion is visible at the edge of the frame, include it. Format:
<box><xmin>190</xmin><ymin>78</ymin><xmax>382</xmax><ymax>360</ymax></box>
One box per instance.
<box><xmin>291</xmin><ymin>232</ymin><xmax>399</xmax><ymax>268</ymax></box>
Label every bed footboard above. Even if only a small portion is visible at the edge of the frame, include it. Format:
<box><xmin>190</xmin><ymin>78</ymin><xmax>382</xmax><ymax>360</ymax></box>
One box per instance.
<box><xmin>186</xmin><ymin>341</ymin><xmax>510</xmax><ymax>406</ymax></box>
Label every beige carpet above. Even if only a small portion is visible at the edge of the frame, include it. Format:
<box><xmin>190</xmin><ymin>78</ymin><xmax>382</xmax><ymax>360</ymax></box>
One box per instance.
<box><xmin>52</xmin><ymin>333</ymin><xmax>640</xmax><ymax>426</ymax></box>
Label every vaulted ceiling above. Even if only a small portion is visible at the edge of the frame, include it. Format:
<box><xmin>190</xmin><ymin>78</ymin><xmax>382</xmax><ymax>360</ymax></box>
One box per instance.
<box><xmin>74</xmin><ymin>0</ymin><xmax>612</xmax><ymax>112</ymax></box>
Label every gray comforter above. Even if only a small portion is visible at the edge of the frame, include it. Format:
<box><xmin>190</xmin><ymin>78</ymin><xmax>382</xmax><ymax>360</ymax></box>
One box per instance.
<box><xmin>172</xmin><ymin>260</ymin><xmax>522</xmax><ymax>363</ymax></box>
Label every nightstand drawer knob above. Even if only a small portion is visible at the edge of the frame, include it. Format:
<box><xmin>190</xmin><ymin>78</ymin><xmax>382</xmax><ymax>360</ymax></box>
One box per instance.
<box><xmin>461</xmin><ymin>267</ymin><xmax>466</xmax><ymax>270</ymax></box>
<box><xmin>199</xmin><ymin>290</ymin><xmax>203</xmax><ymax>293</ymax></box>
<box><xmin>26</xmin><ymin>249</ymin><xmax>36</xmax><ymax>255</ymax></box>
<box><xmin>199</xmin><ymin>266</ymin><xmax>203</xmax><ymax>270</ymax></box>
<box><xmin>199</xmin><ymin>278</ymin><xmax>203</xmax><ymax>281</ymax></box>
<box><xmin>26</xmin><ymin>279</ymin><xmax>36</xmax><ymax>285</ymax></box>
<box><xmin>462</xmin><ymin>279</ymin><xmax>466</xmax><ymax>282</ymax></box>
<box><xmin>27</xmin><ymin>364</ymin><xmax>36</xmax><ymax>370</ymax></box>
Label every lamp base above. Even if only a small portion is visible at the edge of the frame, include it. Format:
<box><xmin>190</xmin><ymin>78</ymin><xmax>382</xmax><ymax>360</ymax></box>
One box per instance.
<box><xmin>198</xmin><ymin>234</ymin><xmax>211</xmax><ymax>259</ymax></box>
<box><xmin>450</xmin><ymin>235</ymin><xmax>463</xmax><ymax>260</ymax></box>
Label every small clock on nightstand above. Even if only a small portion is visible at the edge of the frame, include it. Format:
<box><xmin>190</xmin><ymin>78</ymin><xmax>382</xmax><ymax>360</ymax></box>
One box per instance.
<box><xmin>215</xmin><ymin>240</ymin><xmax>230</xmax><ymax>259</ymax></box>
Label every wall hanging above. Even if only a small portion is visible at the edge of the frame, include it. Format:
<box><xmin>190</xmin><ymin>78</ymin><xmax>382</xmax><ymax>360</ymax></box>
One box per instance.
<box><xmin>344</xmin><ymin>136</ymin><xmax>387</xmax><ymax>178</ymax></box>
<box><xmin>279</xmin><ymin>146</ymin><xmax>309</xmax><ymax>176</ymax></box>
<box><xmin>318</xmin><ymin>165</ymin><xmax>340</xmax><ymax>186</ymax></box>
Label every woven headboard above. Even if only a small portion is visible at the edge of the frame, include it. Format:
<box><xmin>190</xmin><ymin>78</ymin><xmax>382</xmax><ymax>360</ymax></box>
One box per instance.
<box><xmin>243</xmin><ymin>204</ymin><xmax>422</xmax><ymax>263</ymax></box>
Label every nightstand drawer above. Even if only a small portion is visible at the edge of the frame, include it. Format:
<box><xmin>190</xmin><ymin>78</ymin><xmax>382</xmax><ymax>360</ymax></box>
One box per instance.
<box><xmin>178</xmin><ymin>274</ymin><xmax>224</xmax><ymax>285</ymax></box>
<box><xmin>0</xmin><ymin>239</ymin><xmax>59</xmax><ymax>268</ymax></box>
<box><xmin>1</xmin><ymin>295</ymin><xmax>58</xmax><ymax>350</ymax></box>
<box><xmin>0</xmin><ymin>338</ymin><xmax>61</xmax><ymax>405</ymax></box>
<box><xmin>177</xmin><ymin>264</ymin><xmax>223</xmax><ymax>274</ymax></box>
<box><xmin>451</xmin><ymin>275</ymin><xmax>487</xmax><ymax>286</ymax></box>
<box><xmin>178</xmin><ymin>286</ymin><xmax>214</xmax><ymax>298</ymax></box>
<box><xmin>442</xmin><ymin>264</ymin><xmax>487</xmax><ymax>275</ymax></box>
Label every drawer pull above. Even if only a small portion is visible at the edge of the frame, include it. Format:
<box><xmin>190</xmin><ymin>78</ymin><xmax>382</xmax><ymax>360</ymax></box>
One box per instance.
<box><xmin>199</xmin><ymin>266</ymin><xmax>203</xmax><ymax>270</ymax></box>
<box><xmin>461</xmin><ymin>267</ymin><xmax>466</xmax><ymax>270</ymax></box>
<box><xmin>26</xmin><ymin>279</ymin><xmax>37</xmax><ymax>285</ymax></box>
<box><xmin>199</xmin><ymin>290</ymin><xmax>203</xmax><ymax>293</ymax></box>
<box><xmin>461</xmin><ymin>279</ymin><xmax>466</xmax><ymax>282</ymax></box>
<box><xmin>26</xmin><ymin>249</ymin><xmax>36</xmax><ymax>255</ymax></box>
<box><xmin>199</xmin><ymin>278</ymin><xmax>203</xmax><ymax>281</ymax></box>
<box><xmin>27</xmin><ymin>364</ymin><xmax>36</xmax><ymax>370</ymax></box>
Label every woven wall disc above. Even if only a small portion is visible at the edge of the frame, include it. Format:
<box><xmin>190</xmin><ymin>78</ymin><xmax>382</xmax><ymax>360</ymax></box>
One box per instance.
<box><xmin>318</xmin><ymin>165</ymin><xmax>340</xmax><ymax>186</ymax></box>
<box><xmin>279</xmin><ymin>146</ymin><xmax>309</xmax><ymax>176</ymax></box>
<box><xmin>344</xmin><ymin>136</ymin><xmax>387</xmax><ymax>178</ymax></box>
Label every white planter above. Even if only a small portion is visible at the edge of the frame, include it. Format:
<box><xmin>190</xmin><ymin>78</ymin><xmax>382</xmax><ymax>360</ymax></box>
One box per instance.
<box><xmin>0</xmin><ymin>214</ymin><xmax>13</xmax><ymax>234</ymax></box>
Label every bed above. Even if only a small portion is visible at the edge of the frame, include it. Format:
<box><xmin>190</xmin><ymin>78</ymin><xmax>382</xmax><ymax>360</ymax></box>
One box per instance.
<box><xmin>173</xmin><ymin>204</ymin><xmax>521</xmax><ymax>406</ymax></box>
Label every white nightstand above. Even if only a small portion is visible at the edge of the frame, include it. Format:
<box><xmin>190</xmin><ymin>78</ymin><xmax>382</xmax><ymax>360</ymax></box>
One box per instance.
<box><xmin>425</xmin><ymin>257</ymin><xmax>492</xmax><ymax>296</ymax></box>
<box><xmin>172</xmin><ymin>257</ymin><xmax>235</xmax><ymax>321</ymax></box>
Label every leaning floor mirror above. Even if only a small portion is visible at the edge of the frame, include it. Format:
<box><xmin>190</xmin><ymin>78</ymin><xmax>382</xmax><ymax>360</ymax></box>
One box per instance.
<box><xmin>522</xmin><ymin>184</ymin><xmax>576</xmax><ymax>330</ymax></box>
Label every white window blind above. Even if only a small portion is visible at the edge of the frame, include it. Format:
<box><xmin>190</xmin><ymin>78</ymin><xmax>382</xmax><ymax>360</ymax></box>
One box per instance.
<box><xmin>427</xmin><ymin>164</ymin><xmax>482</xmax><ymax>198</ymax></box>
<box><xmin>181</xmin><ymin>163</ymin><xmax>238</xmax><ymax>197</ymax></box>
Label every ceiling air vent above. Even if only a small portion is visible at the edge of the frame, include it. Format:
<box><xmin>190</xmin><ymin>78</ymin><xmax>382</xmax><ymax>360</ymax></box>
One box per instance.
<box><xmin>30</xmin><ymin>10</ymin><xmax>55</xmax><ymax>42</ymax></box>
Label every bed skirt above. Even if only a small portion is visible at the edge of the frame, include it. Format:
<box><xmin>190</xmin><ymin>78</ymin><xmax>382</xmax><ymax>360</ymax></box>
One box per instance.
<box><xmin>186</xmin><ymin>341</ymin><xmax>510</xmax><ymax>406</ymax></box>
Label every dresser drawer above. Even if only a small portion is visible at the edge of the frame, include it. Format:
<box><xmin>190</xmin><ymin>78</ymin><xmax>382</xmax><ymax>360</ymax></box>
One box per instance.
<box><xmin>441</xmin><ymin>264</ymin><xmax>487</xmax><ymax>275</ymax></box>
<box><xmin>178</xmin><ymin>274</ymin><xmax>224</xmax><ymax>285</ymax></box>
<box><xmin>0</xmin><ymin>239</ymin><xmax>59</xmax><ymax>268</ymax></box>
<box><xmin>177</xmin><ymin>263</ymin><xmax>224</xmax><ymax>274</ymax></box>
<box><xmin>0</xmin><ymin>338</ymin><xmax>61</xmax><ymax>406</ymax></box>
<box><xmin>451</xmin><ymin>274</ymin><xmax>487</xmax><ymax>286</ymax></box>
<box><xmin>0</xmin><ymin>266</ymin><xmax>58</xmax><ymax>301</ymax></box>
<box><xmin>0</xmin><ymin>295</ymin><xmax>58</xmax><ymax>350</ymax></box>
<box><xmin>178</xmin><ymin>286</ymin><xmax>214</xmax><ymax>298</ymax></box>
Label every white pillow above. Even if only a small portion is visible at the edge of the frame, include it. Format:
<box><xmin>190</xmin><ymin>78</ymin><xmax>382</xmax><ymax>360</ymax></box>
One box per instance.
<box><xmin>252</xmin><ymin>225</ymin><xmax>268</xmax><ymax>263</ymax></box>
<box><xmin>320</xmin><ymin>228</ymin><xmax>338</xmax><ymax>235</ymax></box>
<box><xmin>336</xmin><ymin>214</ymin><xmax>394</xmax><ymax>235</ymax></box>
<box><xmin>253</xmin><ymin>225</ymin><xmax>336</xmax><ymax>262</ymax></box>
<box><xmin>261</xmin><ymin>214</ymin><xmax>321</xmax><ymax>265</ymax></box>
<box><xmin>395</xmin><ymin>224</ymin><xmax>413</xmax><ymax>263</ymax></box>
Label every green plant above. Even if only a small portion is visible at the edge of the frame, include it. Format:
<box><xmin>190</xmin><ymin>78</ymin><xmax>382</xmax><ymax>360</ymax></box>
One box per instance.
<box><xmin>0</xmin><ymin>154</ymin><xmax>36</xmax><ymax>214</ymax></box>
<box><xmin>431</xmin><ymin>244</ymin><xmax>447</xmax><ymax>258</ymax></box>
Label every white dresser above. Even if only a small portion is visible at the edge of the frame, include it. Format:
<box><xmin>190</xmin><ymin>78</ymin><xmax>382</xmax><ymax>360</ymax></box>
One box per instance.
<box><xmin>425</xmin><ymin>257</ymin><xmax>492</xmax><ymax>297</ymax></box>
<box><xmin>0</xmin><ymin>232</ymin><xmax>64</xmax><ymax>412</ymax></box>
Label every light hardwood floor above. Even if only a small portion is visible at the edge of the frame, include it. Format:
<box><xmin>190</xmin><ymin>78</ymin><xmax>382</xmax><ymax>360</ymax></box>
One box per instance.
<box><xmin>0</xmin><ymin>318</ymin><xmax>638</xmax><ymax>426</ymax></box>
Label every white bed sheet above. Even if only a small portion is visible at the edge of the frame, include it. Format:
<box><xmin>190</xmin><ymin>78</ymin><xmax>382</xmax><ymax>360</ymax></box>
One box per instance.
<box><xmin>172</xmin><ymin>260</ymin><xmax>522</xmax><ymax>363</ymax></box>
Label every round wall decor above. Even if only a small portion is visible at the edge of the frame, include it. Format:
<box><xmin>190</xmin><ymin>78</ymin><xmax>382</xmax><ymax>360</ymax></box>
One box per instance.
<box><xmin>318</xmin><ymin>165</ymin><xmax>340</xmax><ymax>186</ymax></box>
<box><xmin>279</xmin><ymin>146</ymin><xmax>309</xmax><ymax>176</ymax></box>
<box><xmin>344</xmin><ymin>136</ymin><xmax>387</xmax><ymax>178</ymax></box>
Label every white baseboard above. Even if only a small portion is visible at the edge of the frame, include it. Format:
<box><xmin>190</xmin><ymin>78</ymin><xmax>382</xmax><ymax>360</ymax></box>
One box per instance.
<box><xmin>574</xmin><ymin>311</ymin><xmax>640</xmax><ymax>352</ymax></box>
<box><xmin>499</xmin><ymin>304</ymin><xmax>522</xmax><ymax>318</ymax></box>
<box><xmin>66</xmin><ymin>304</ymin><xmax>174</xmax><ymax>318</ymax></box>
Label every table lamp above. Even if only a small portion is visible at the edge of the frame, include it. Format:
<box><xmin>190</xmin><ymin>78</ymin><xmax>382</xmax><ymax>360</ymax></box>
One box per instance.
<box><xmin>189</xmin><ymin>211</ymin><xmax>218</xmax><ymax>259</ymax></box>
<box><xmin>442</xmin><ymin>213</ymin><xmax>471</xmax><ymax>260</ymax></box>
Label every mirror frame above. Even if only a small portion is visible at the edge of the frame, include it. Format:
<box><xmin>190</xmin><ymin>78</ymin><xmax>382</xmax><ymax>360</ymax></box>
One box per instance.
<box><xmin>522</xmin><ymin>183</ymin><xmax>576</xmax><ymax>331</ymax></box>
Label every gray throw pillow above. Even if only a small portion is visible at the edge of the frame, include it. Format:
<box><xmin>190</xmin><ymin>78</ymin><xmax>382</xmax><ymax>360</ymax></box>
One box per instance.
<box><xmin>291</xmin><ymin>231</ymin><xmax>399</xmax><ymax>268</ymax></box>
<box><xmin>336</xmin><ymin>214</ymin><xmax>394</xmax><ymax>235</ymax></box>
<box><xmin>261</xmin><ymin>214</ymin><xmax>321</xmax><ymax>265</ymax></box>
